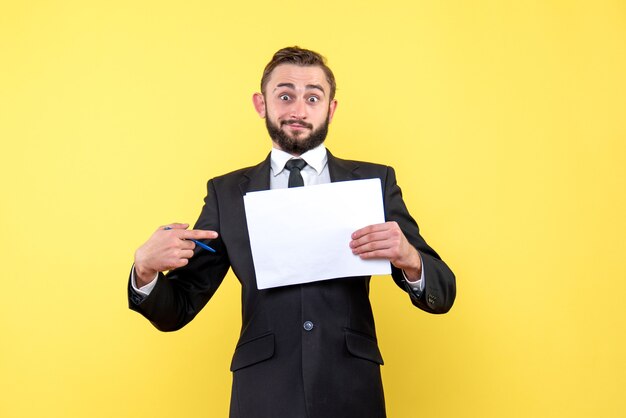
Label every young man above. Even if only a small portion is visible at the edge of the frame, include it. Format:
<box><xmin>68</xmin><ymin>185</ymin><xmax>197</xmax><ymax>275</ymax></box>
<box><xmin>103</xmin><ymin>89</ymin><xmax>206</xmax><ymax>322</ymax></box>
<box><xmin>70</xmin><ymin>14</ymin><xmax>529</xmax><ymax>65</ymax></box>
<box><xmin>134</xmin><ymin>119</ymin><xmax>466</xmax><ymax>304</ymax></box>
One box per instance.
<box><xmin>129</xmin><ymin>46</ymin><xmax>456</xmax><ymax>418</ymax></box>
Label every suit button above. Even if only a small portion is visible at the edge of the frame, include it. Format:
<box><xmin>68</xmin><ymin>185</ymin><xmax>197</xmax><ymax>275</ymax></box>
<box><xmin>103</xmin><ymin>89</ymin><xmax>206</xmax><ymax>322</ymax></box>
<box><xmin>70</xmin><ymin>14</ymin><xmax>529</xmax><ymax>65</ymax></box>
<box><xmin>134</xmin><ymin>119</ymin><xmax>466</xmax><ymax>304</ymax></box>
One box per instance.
<box><xmin>303</xmin><ymin>321</ymin><xmax>314</xmax><ymax>331</ymax></box>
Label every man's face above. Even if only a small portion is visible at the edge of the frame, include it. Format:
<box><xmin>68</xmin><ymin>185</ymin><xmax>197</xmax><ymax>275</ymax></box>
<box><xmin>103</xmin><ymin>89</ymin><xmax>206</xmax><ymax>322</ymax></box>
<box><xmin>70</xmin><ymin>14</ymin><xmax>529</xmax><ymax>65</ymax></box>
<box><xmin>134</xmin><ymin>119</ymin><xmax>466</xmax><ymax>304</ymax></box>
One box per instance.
<box><xmin>253</xmin><ymin>64</ymin><xmax>337</xmax><ymax>156</ymax></box>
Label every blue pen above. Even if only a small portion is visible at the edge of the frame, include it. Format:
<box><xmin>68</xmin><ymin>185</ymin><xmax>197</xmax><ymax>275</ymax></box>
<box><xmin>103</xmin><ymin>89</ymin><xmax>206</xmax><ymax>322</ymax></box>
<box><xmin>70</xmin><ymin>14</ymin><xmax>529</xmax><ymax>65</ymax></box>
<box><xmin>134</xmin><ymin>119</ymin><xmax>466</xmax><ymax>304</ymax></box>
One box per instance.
<box><xmin>164</xmin><ymin>226</ymin><xmax>216</xmax><ymax>253</ymax></box>
<box><xmin>190</xmin><ymin>239</ymin><xmax>216</xmax><ymax>253</ymax></box>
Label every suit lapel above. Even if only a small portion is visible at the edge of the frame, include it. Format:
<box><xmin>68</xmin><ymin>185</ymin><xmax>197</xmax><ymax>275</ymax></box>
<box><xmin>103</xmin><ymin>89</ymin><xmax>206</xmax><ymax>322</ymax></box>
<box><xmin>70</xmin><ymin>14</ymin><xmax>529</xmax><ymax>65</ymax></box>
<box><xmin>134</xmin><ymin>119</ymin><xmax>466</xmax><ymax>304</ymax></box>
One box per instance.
<box><xmin>239</xmin><ymin>153</ymin><xmax>271</xmax><ymax>195</ymax></box>
<box><xmin>327</xmin><ymin>150</ymin><xmax>361</xmax><ymax>182</ymax></box>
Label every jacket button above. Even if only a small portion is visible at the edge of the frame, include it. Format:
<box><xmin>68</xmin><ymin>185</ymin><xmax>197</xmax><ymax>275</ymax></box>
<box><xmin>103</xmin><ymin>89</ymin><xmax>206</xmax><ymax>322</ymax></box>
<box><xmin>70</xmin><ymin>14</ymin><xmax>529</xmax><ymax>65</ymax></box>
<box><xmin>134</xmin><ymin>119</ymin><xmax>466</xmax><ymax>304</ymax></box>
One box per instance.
<box><xmin>303</xmin><ymin>321</ymin><xmax>314</xmax><ymax>331</ymax></box>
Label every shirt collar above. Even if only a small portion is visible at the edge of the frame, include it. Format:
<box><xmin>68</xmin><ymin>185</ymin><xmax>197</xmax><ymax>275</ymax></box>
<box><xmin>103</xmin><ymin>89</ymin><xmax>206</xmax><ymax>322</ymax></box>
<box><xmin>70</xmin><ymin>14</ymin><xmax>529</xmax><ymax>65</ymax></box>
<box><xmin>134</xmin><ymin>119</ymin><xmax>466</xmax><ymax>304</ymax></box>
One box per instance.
<box><xmin>270</xmin><ymin>144</ymin><xmax>328</xmax><ymax>177</ymax></box>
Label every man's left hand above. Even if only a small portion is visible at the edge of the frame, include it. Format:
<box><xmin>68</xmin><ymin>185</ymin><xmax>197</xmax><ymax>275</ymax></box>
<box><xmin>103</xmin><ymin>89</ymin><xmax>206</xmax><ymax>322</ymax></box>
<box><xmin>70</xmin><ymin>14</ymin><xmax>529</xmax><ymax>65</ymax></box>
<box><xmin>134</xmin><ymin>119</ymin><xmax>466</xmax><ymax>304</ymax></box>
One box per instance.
<box><xmin>350</xmin><ymin>221</ymin><xmax>422</xmax><ymax>281</ymax></box>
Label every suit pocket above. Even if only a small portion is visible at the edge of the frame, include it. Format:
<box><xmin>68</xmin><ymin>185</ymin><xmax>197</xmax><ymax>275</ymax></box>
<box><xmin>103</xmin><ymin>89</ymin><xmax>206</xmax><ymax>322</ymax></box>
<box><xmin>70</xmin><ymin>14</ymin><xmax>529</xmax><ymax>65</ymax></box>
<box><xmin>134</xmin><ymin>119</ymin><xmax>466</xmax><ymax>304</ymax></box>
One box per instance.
<box><xmin>230</xmin><ymin>332</ymin><xmax>275</xmax><ymax>372</ymax></box>
<box><xmin>344</xmin><ymin>329</ymin><xmax>384</xmax><ymax>365</ymax></box>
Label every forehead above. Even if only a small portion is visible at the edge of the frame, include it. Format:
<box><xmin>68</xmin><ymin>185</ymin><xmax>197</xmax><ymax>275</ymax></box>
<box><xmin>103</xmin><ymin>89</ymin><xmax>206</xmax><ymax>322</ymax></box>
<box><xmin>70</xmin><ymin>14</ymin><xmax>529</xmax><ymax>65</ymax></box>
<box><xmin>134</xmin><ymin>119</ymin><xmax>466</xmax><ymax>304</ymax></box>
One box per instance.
<box><xmin>266</xmin><ymin>64</ymin><xmax>329</xmax><ymax>91</ymax></box>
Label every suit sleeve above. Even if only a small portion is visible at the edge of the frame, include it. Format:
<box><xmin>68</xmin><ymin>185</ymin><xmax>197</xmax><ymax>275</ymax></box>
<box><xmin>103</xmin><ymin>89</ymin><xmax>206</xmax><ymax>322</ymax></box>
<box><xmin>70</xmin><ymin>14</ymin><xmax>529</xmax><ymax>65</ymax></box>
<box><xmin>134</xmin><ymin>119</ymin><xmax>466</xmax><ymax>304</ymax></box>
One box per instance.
<box><xmin>127</xmin><ymin>179</ymin><xmax>231</xmax><ymax>331</ymax></box>
<box><xmin>383</xmin><ymin>166</ymin><xmax>456</xmax><ymax>314</ymax></box>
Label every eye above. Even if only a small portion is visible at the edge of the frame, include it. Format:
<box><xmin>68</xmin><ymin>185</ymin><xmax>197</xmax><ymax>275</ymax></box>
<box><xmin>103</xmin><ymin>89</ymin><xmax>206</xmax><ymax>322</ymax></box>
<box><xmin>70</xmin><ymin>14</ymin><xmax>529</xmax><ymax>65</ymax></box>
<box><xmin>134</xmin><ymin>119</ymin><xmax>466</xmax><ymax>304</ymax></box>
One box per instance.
<box><xmin>279</xmin><ymin>94</ymin><xmax>290</xmax><ymax>101</ymax></box>
<box><xmin>307</xmin><ymin>96</ymin><xmax>320</xmax><ymax>103</ymax></box>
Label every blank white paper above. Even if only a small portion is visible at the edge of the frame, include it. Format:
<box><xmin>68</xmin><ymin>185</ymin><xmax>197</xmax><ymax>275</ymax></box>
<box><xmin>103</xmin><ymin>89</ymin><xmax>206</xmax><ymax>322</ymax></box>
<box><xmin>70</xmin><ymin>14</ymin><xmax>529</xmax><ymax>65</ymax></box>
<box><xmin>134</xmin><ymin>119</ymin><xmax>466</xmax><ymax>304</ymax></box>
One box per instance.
<box><xmin>243</xmin><ymin>178</ymin><xmax>391</xmax><ymax>289</ymax></box>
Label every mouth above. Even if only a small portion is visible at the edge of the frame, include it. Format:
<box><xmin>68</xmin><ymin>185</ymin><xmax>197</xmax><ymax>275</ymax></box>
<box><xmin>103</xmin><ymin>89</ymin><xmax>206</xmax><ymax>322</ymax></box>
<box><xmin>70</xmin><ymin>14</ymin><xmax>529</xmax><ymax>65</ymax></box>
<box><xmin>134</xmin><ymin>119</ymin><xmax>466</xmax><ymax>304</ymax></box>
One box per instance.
<box><xmin>282</xmin><ymin>120</ymin><xmax>313</xmax><ymax>130</ymax></box>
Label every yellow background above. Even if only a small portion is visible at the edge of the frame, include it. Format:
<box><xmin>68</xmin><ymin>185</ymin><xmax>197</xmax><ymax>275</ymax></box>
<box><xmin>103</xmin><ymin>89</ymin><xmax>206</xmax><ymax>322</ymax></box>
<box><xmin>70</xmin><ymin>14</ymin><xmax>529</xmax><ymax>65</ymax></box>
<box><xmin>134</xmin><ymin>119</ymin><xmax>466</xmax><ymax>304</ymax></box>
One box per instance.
<box><xmin>1</xmin><ymin>1</ymin><xmax>625</xmax><ymax>417</ymax></box>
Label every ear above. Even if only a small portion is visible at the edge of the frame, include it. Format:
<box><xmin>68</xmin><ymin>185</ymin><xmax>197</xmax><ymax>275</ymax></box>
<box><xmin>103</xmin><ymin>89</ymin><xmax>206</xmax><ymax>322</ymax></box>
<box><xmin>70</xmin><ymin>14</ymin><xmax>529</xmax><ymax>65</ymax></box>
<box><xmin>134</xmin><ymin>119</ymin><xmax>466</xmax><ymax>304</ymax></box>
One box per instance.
<box><xmin>252</xmin><ymin>93</ymin><xmax>266</xmax><ymax>118</ymax></box>
<box><xmin>328</xmin><ymin>99</ymin><xmax>338</xmax><ymax>123</ymax></box>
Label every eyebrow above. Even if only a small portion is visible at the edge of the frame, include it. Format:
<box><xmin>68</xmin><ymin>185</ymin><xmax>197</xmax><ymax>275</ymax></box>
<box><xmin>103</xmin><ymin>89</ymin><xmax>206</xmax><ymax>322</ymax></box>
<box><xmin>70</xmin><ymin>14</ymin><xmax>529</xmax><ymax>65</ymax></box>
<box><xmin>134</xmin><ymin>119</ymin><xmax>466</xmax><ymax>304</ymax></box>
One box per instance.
<box><xmin>274</xmin><ymin>83</ymin><xmax>326</xmax><ymax>95</ymax></box>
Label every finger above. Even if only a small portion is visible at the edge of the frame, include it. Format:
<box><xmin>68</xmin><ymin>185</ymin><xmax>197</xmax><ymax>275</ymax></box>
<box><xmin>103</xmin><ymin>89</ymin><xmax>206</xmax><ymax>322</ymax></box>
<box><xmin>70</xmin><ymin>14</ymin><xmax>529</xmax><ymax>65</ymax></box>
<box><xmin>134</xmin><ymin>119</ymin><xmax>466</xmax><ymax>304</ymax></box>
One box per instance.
<box><xmin>352</xmin><ymin>240</ymin><xmax>392</xmax><ymax>255</ymax></box>
<box><xmin>180</xmin><ymin>240</ymin><xmax>196</xmax><ymax>250</ymax></box>
<box><xmin>350</xmin><ymin>231</ymin><xmax>393</xmax><ymax>248</ymax></box>
<box><xmin>357</xmin><ymin>248</ymin><xmax>393</xmax><ymax>260</ymax></box>
<box><xmin>178</xmin><ymin>249</ymin><xmax>195</xmax><ymax>259</ymax></box>
<box><xmin>180</xmin><ymin>229</ymin><xmax>219</xmax><ymax>240</ymax></box>
<box><xmin>161</xmin><ymin>223</ymin><xmax>189</xmax><ymax>230</ymax></box>
<box><xmin>164</xmin><ymin>252</ymin><xmax>193</xmax><ymax>270</ymax></box>
<box><xmin>351</xmin><ymin>222</ymin><xmax>391</xmax><ymax>239</ymax></box>
<box><xmin>170</xmin><ymin>257</ymin><xmax>189</xmax><ymax>269</ymax></box>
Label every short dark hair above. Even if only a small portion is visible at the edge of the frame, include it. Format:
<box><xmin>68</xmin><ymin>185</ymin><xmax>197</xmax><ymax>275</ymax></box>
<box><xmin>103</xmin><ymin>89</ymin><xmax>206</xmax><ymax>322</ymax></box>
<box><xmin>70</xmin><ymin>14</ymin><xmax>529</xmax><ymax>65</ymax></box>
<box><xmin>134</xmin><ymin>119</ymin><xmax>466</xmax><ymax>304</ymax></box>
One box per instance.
<box><xmin>260</xmin><ymin>46</ymin><xmax>337</xmax><ymax>100</ymax></box>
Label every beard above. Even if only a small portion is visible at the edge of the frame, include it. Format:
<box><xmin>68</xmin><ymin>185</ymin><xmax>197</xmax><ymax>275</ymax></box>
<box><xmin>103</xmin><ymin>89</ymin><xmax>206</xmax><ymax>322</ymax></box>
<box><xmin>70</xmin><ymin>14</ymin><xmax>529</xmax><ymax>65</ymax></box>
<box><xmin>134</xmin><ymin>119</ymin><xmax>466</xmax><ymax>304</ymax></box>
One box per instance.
<box><xmin>265</xmin><ymin>114</ymin><xmax>330</xmax><ymax>155</ymax></box>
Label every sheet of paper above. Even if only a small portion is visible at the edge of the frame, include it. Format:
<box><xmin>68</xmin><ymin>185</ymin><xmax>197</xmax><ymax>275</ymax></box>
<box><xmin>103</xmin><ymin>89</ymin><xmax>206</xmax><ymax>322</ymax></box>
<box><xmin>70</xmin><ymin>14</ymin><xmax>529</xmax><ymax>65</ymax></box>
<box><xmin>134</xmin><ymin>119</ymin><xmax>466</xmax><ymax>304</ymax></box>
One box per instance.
<box><xmin>243</xmin><ymin>178</ymin><xmax>391</xmax><ymax>289</ymax></box>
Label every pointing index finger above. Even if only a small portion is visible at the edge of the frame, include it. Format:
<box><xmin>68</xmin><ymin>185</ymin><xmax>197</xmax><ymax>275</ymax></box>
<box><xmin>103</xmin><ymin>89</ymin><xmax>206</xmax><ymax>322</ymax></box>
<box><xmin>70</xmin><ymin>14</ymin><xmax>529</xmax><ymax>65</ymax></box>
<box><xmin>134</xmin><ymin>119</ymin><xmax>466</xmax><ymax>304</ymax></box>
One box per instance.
<box><xmin>180</xmin><ymin>229</ymin><xmax>219</xmax><ymax>240</ymax></box>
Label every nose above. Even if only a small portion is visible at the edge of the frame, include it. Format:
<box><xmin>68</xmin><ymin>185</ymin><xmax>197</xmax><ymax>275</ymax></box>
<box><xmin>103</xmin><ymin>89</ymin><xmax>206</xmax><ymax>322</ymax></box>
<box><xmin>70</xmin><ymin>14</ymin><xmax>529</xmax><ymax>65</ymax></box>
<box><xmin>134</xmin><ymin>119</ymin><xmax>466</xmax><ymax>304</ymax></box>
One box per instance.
<box><xmin>290</xmin><ymin>98</ymin><xmax>307</xmax><ymax>119</ymax></box>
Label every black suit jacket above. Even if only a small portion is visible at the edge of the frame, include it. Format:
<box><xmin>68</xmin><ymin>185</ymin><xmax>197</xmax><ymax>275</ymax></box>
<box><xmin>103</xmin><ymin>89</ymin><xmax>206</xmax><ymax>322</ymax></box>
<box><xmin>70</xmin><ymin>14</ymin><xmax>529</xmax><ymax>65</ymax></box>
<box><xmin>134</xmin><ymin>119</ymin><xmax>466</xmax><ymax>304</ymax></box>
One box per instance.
<box><xmin>129</xmin><ymin>151</ymin><xmax>456</xmax><ymax>418</ymax></box>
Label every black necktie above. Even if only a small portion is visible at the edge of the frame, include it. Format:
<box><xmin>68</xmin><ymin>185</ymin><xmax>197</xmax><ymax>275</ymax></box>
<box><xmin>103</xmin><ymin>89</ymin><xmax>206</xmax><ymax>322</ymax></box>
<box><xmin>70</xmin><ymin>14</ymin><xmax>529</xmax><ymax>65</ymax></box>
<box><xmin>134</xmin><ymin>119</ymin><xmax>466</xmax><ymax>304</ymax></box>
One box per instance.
<box><xmin>285</xmin><ymin>159</ymin><xmax>307</xmax><ymax>188</ymax></box>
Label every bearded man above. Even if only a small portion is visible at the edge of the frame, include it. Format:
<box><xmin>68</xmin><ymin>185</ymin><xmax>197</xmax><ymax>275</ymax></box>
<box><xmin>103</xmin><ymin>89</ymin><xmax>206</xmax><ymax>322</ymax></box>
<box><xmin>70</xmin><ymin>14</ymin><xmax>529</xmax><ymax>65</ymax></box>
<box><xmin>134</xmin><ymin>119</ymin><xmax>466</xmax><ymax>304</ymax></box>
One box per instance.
<box><xmin>129</xmin><ymin>46</ymin><xmax>456</xmax><ymax>418</ymax></box>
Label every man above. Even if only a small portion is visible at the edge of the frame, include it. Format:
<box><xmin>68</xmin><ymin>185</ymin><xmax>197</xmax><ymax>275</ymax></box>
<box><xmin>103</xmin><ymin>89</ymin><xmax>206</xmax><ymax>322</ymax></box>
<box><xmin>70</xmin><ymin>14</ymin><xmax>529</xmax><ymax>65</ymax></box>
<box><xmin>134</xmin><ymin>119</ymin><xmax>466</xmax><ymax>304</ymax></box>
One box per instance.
<box><xmin>129</xmin><ymin>46</ymin><xmax>456</xmax><ymax>418</ymax></box>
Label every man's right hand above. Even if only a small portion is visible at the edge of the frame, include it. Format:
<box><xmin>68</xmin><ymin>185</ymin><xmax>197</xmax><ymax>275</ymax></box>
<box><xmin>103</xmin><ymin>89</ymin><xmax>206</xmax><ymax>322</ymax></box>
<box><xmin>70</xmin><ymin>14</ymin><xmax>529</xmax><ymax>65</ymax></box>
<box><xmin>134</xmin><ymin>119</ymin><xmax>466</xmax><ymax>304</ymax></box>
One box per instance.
<box><xmin>134</xmin><ymin>223</ymin><xmax>219</xmax><ymax>287</ymax></box>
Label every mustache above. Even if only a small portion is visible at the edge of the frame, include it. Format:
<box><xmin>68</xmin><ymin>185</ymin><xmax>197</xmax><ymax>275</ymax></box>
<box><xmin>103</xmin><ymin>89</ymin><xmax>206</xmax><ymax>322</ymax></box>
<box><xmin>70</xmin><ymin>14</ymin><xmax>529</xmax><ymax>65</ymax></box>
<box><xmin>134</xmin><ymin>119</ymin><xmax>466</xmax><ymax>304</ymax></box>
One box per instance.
<box><xmin>281</xmin><ymin>119</ymin><xmax>313</xmax><ymax>129</ymax></box>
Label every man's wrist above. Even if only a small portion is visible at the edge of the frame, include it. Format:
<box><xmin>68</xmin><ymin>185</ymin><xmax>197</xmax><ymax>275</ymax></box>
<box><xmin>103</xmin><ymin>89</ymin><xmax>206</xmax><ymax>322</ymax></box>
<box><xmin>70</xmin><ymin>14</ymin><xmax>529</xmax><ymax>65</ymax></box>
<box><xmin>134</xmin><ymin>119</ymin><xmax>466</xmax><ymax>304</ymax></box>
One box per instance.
<box><xmin>401</xmin><ymin>249</ymin><xmax>422</xmax><ymax>281</ymax></box>
<box><xmin>402</xmin><ymin>260</ymin><xmax>425</xmax><ymax>294</ymax></box>
<box><xmin>134</xmin><ymin>264</ymin><xmax>158</xmax><ymax>288</ymax></box>
<box><xmin>403</xmin><ymin>267</ymin><xmax>422</xmax><ymax>282</ymax></box>
<box><xmin>130</xmin><ymin>264</ymin><xmax>159</xmax><ymax>298</ymax></box>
